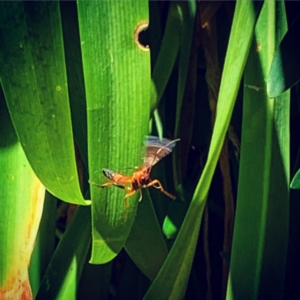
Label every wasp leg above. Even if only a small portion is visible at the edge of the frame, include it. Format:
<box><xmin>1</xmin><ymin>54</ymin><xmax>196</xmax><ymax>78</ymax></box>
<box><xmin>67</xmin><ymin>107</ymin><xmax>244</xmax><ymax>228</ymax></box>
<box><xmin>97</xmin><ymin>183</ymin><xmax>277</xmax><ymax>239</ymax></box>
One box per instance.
<box><xmin>113</xmin><ymin>183</ymin><xmax>126</xmax><ymax>190</ymax></box>
<box><xmin>123</xmin><ymin>189</ymin><xmax>139</xmax><ymax>210</ymax></box>
<box><xmin>146</xmin><ymin>179</ymin><xmax>176</xmax><ymax>199</ymax></box>
<box><xmin>99</xmin><ymin>181</ymin><xmax>124</xmax><ymax>188</ymax></box>
<box><xmin>115</xmin><ymin>179</ymin><xmax>133</xmax><ymax>194</ymax></box>
<box><xmin>89</xmin><ymin>180</ymin><xmax>116</xmax><ymax>188</ymax></box>
<box><xmin>123</xmin><ymin>185</ymin><xmax>132</xmax><ymax>191</ymax></box>
<box><xmin>88</xmin><ymin>180</ymin><xmax>102</xmax><ymax>187</ymax></box>
<box><xmin>124</xmin><ymin>198</ymin><xmax>128</xmax><ymax>211</ymax></box>
<box><xmin>125</xmin><ymin>189</ymin><xmax>144</xmax><ymax>202</ymax></box>
<box><xmin>138</xmin><ymin>189</ymin><xmax>143</xmax><ymax>202</ymax></box>
<box><xmin>125</xmin><ymin>190</ymin><xmax>137</xmax><ymax>199</ymax></box>
<box><xmin>91</xmin><ymin>180</ymin><xmax>128</xmax><ymax>192</ymax></box>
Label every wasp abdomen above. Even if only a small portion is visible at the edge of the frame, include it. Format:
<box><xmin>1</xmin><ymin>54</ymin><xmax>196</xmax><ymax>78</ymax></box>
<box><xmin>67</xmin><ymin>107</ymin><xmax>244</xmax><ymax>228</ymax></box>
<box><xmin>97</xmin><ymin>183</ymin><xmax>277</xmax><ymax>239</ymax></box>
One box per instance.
<box><xmin>132</xmin><ymin>179</ymin><xmax>140</xmax><ymax>190</ymax></box>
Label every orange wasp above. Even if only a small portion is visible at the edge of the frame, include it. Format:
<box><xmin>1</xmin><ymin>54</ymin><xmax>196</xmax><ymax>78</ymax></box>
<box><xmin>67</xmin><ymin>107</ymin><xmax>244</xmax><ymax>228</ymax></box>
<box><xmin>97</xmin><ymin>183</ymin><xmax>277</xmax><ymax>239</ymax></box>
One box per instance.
<box><xmin>98</xmin><ymin>136</ymin><xmax>180</xmax><ymax>208</ymax></box>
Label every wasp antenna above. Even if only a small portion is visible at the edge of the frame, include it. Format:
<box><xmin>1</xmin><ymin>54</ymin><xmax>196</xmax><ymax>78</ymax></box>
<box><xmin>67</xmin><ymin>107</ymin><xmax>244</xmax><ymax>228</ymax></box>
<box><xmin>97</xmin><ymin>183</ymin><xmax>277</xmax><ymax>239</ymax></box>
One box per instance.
<box><xmin>88</xmin><ymin>179</ymin><xmax>102</xmax><ymax>187</ymax></box>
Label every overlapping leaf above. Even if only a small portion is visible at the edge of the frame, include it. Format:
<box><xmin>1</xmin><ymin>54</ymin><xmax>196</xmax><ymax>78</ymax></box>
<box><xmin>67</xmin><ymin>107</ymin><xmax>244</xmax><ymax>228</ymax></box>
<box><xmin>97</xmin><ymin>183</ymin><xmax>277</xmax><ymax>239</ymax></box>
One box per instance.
<box><xmin>0</xmin><ymin>1</ymin><xmax>88</xmax><ymax>205</ymax></box>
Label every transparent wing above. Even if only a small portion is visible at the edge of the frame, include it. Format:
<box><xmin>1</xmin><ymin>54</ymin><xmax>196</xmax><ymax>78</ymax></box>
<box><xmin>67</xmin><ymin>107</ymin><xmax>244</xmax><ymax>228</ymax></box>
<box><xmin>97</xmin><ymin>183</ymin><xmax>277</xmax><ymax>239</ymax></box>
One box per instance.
<box><xmin>143</xmin><ymin>136</ymin><xmax>179</xmax><ymax>169</ymax></box>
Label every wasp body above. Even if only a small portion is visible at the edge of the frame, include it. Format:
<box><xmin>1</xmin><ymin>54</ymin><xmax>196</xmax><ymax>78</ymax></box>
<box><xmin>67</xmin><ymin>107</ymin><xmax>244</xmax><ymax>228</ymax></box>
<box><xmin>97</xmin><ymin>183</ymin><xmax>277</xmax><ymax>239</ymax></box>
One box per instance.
<box><xmin>92</xmin><ymin>136</ymin><xmax>180</xmax><ymax>208</ymax></box>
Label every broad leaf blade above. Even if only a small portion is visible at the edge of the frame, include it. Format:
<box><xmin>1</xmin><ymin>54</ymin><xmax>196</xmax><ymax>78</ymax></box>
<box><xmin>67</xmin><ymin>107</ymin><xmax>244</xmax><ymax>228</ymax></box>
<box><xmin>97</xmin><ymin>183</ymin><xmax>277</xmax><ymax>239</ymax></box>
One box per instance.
<box><xmin>77</xmin><ymin>0</ymin><xmax>150</xmax><ymax>263</ymax></box>
<box><xmin>125</xmin><ymin>190</ymin><xmax>168</xmax><ymax>281</ymax></box>
<box><xmin>0</xmin><ymin>88</ymin><xmax>45</xmax><ymax>298</ymax></box>
<box><xmin>0</xmin><ymin>1</ymin><xmax>88</xmax><ymax>205</ymax></box>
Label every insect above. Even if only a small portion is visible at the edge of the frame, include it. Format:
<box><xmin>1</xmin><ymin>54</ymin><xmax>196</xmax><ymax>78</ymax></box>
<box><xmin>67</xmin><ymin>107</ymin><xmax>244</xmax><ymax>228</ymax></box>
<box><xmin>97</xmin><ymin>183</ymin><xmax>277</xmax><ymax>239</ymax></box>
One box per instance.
<box><xmin>95</xmin><ymin>136</ymin><xmax>180</xmax><ymax>208</ymax></box>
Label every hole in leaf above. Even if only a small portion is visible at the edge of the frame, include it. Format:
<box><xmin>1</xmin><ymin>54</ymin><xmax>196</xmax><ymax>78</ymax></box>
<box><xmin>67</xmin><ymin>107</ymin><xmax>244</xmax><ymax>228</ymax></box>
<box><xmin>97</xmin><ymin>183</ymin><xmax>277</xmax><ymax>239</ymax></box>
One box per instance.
<box><xmin>135</xmin><ymin>21</ymin><xmax>149</xmax><ymax>50</ymax></box>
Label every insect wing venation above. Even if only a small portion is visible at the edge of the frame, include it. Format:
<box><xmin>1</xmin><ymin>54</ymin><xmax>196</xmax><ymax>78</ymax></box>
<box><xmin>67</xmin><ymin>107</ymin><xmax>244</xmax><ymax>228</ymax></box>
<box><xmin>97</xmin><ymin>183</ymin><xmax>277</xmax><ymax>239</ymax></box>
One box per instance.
<box><xmin>143</xmin><ymin>136</ymin><xmax>179</xmax><ymax>168</ymax></box>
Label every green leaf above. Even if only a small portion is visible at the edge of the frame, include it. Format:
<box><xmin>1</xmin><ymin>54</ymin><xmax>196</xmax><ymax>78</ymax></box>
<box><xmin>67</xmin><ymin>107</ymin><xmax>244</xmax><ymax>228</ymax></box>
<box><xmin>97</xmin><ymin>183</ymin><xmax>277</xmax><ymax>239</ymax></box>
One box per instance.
<box><xmin>29</xmin><ymin>192</ymin><xmax>57</xmax><ymax>297</ymax></box>
<box><xmin>0</xmin><ymin>87</ymin><xmax>45</xmax><ymax>296</ymax></box>
<box><xmin>267</xmin><ymin>13</ymin><xmax>300</xmax><ymax>97</ymax></box>
<box><xmin>291</xmin><ymin>168</ymin><xmax>300</xmax><ymax>189</ymax></box>
<box><xmin>77</xmin><ymin>258</ymin><xmax>112</xmax><ymax>300</ymax></box>
<box><xmin>226</xmin><ymin>1</ymin><xmax>289</xmax><ymax>299</ymax></box>
<box><xmin>173</xmin><ymin>0</ymin><xmax>197</xmax><ymax>185</ymax></box>
<box><xmin>162</xmin><ymin>181</ymin><xmax>195</xmax><ymax>239</ymax></box>
<box><xmin>0</xmin><ymin>1</ymin><xmax>89</xmax><ymax>205</ymax></box>
<box><xmin>151</xmin><ymin>2</ymin><xmax>182</xmax><ymax>112</ymax></box>
<box><xmin>60</xmin><ymin>1</ymin><xmax>88</xmax><ymax>167</ymax></box>
<box><xmin>77</xmin><ymin>0</ymin><xmax>150</xmax><ymax>263</ymax></box>
<box><xmin>144</xmin><ymin>1</ymin><xmax>262</xmax><ymax>299</ymax></box>
<box><xmin>36</xmin><ymin>206</ymin><xmax>91</xmax><ymax>300</ymax></box>
<box><xmin>125</xmin><ymin>190</ymin><xmax>168</xmax><ymax>281</ymax></box>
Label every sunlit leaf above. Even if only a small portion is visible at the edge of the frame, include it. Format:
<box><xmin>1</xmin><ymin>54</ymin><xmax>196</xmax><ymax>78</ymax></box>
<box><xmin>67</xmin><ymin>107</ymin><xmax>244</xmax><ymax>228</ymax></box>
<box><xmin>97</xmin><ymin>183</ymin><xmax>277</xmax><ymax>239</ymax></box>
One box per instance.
<box><xmin>77</xmin><ymin>0</ymin><xmax>150</xmax><ymax>263</ymax></box>
<box><xmin>267</xmin><ymin>13</ymin><xmax>300</xmax><ymax>97</ymax></box>
<box><xmin>227</xmin><ymin>1</ymin><xmax>289</xmax><ymax>298</ymax></box>
<box><xmin>144</xmin><ymin>1</ymin><xmax>262</xmax><ymax>299</ymax></box>
<box><xmin>0</xmin><ymin>88</ymin><xmax>45</xmax><ymax>298</ymax></box>
<box><xmin>0</xmin><ymin>1</ymin><xmax>88</xmax><ymax>205</ymax></box>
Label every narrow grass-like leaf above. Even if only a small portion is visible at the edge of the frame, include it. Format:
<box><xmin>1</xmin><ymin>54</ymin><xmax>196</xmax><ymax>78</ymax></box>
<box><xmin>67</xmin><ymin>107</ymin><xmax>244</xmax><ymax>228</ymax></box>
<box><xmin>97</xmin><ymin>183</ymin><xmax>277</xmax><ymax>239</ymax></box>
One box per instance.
<box><xmin>60</xmin><ymin>1</ymin><xmax>88</xmax><ymax>167</ymax></box>
<box><xmin>0</xmin><ymin>1</ymin><xmax>88</xmax><ymax>205</ymax></box>
<box><xmin>151</xmin><ymin>2</ymin><xmax>182</xmax><ymax>112</ymax></box>
<box><xmin>77</xmin><ymin>258</ymin><xmax>112</xmax><ymax>300</ymax></box>
<box><xmin>291</xmin><ymin>168</ymin><xmax>300</xmax><ymax>189</ymax></box>
<box><xmin>144</xmin><ymin>1</ymin><xmax>262</xmax><ymax>299</ymax></box>
<box><xmin>29</xmin><ymin>192</ymin><xmax>57</xmax><ymax>297</ymax></box>
<box><xmin>173</xmin><ymin>0</ymin><xmax>196</xmax><ymax>130</ymax></box>
<box><xmin>36</xmin><ymin>206</ymin><xmax>91</xmax><ymax>300</ymax></box>
<box><xmin>125</xmin><ymin>190</ymin><xmax>168</xmax><ymax>281</ymax></box>
<box><xmin>0</xmin><ymin>89</ymin><xmax>45</xmax><ymax>298</ymax></box>
<box><xmin>267</xmin><ymin>13</ymin><xmax>300</xmax><ymax>97</ymax></box>
<box><xmin>173</xmin><ymin>0</ymin><xmax>196</xmax><ymax>185</ymax></box>
<box><xmin>77</xmin><ymin>0</ymin><xmax>150</xmax><ymax>263</ymax></box>
<box><xmin>162</xmin><ymin>182</ymin><xmax>193</xmax><ymax>239</ymax></box>
<box><xmin>227</xmin><ymin>1</ymin><xmax>289</xmax><ymax>299</ymax></box>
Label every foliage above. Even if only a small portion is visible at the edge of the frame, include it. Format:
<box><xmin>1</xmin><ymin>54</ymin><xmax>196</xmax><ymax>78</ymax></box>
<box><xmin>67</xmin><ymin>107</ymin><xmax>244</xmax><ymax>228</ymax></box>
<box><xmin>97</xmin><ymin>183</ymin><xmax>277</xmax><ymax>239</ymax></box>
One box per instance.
<box><xmin>1</xmin><ymin>0</ymin><xmax>300</xmax><ymax>299</ymax></box>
